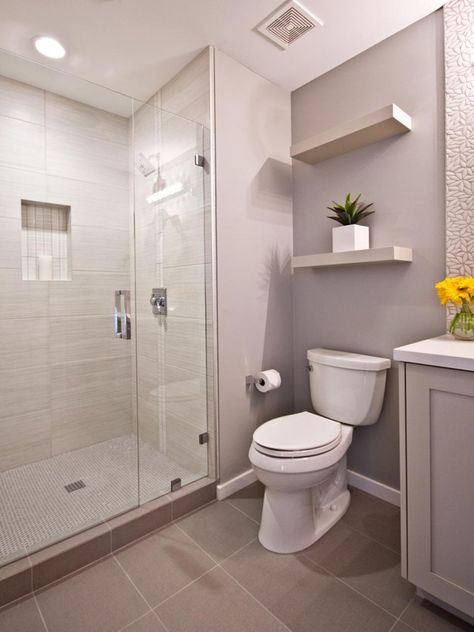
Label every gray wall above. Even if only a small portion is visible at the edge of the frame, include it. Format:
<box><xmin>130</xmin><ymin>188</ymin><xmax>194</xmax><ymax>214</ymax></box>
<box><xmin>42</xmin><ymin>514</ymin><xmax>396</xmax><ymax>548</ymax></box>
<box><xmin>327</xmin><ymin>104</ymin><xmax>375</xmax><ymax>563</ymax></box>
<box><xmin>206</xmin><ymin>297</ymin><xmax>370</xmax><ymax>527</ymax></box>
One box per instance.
<box><xmin>215</xmin><ymin>50</ymin><xmax>294</xmax><ymax>485</ymax></box>
<box><xmin>291</xmin><ymin>11</ymin><xmax>446</xmax><ymax>489</ymax></box>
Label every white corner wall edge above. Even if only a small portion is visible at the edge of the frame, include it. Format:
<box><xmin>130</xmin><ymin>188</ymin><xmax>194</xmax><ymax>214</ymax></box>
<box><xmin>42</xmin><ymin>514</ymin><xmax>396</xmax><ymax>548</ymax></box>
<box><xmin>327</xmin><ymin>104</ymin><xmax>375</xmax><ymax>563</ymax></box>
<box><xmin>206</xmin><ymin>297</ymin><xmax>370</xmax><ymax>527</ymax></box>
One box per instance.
<box><xmin>347</xmin><ymin>469</ymin><xmax>400</xmax><ymax>506</ymax></box>
<box><xmin>216</xmin><ymin>469</ymin><xmax>258</xmax><ymax>500</ymax></box>
<box><xmin>217</xmin><ymin>467</ymin><xmax>400</xmax><ymax>506</ymax></box>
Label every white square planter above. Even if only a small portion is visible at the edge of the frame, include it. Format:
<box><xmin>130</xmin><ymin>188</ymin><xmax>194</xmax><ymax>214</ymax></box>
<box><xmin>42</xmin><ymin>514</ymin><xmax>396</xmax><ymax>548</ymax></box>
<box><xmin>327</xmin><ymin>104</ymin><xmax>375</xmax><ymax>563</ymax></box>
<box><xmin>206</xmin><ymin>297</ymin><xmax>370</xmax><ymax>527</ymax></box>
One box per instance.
<box><xmin>332</xmin><ymin>225</ymin><xmax>369</xmax><ymax>253</ymax></box>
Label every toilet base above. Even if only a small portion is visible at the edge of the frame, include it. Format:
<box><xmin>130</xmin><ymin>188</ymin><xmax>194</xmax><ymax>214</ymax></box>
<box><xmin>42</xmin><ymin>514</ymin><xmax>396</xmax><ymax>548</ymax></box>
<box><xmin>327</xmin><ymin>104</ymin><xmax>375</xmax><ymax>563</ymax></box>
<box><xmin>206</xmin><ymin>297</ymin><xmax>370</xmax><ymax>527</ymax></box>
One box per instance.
<box><xmin>258</xmin><ymin>487</ymin><xmax>351</xmax><ymax>554</ymax></box>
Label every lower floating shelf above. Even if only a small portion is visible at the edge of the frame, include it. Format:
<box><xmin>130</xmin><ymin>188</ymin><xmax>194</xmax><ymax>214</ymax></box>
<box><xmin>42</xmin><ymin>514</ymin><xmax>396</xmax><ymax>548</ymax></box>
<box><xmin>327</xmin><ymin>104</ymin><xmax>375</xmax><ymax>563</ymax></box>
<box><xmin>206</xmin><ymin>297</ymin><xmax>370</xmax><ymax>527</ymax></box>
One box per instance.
<box><xmin>292</xmin><ymin>246</ymin><xmax>413</xmax><ymax>270</ymax></box>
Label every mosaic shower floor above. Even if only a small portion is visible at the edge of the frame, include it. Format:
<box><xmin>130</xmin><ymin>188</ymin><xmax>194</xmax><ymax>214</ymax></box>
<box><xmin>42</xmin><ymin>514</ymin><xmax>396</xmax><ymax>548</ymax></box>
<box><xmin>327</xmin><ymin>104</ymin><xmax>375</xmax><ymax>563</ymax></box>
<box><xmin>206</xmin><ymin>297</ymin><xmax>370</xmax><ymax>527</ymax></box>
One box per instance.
<box><xmin>0</xmin><ymin>434</ymin><xmax>198</xmax><ymax>567</ymax></box>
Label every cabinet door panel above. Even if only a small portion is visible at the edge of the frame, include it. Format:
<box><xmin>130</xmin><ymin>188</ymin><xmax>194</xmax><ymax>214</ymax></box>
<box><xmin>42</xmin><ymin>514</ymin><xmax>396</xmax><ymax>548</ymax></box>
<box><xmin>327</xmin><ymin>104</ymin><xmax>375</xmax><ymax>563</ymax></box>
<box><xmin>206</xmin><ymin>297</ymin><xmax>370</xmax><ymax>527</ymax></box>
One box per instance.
<box><xmin>406</xmin><ymin>363</ymin><xmax>474</xmax><ymax>617</ymax></box>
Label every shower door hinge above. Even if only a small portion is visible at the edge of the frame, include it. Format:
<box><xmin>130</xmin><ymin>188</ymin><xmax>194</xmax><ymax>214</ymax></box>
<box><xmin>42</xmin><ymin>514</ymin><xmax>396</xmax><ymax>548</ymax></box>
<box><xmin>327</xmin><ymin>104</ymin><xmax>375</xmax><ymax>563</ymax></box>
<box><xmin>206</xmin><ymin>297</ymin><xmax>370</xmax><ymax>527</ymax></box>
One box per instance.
<box><xmin>194</xmin><ymin>154</ymin><xmax>205</xmax><ymax>167</ymax></box>
<box><xmin>198</xmin><ymin>432</ymin><xmax>209</xmax><ymax>445</ymax></box>
<box><xmin>170</xmin><ymin>478</ymin><xmax>182</xmax><ymax>492</ymax></box>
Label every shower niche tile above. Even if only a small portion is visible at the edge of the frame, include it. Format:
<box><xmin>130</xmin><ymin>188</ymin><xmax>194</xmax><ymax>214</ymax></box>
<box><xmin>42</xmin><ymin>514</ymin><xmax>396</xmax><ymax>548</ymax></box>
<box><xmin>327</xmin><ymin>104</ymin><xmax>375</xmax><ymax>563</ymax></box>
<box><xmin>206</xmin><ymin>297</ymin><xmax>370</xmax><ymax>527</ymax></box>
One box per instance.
<box><xmin>21</xmin><ymin>200</ymin><xmax>71</xmax><ymax>281</ymax></box>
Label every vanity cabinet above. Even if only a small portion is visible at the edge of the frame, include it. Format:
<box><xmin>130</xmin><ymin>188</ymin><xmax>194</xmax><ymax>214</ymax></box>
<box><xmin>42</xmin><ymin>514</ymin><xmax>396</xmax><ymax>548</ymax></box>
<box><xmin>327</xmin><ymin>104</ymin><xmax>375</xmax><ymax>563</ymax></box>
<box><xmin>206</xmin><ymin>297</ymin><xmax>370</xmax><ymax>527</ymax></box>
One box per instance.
<box><xmin>395</xmin><ymin>337</ymin><xmax>474</xmax><ymax>621</ymax></box>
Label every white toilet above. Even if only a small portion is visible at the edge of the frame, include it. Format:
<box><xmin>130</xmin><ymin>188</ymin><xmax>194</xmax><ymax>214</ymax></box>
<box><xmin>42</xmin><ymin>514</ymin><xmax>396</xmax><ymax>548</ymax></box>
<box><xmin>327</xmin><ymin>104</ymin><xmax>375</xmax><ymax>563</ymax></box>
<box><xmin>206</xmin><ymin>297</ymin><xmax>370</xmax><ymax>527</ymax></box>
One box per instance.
<box><xmin>249</xmin><ymin>348</ymin><xmax>391</xmax><ymax>554</ymax></box>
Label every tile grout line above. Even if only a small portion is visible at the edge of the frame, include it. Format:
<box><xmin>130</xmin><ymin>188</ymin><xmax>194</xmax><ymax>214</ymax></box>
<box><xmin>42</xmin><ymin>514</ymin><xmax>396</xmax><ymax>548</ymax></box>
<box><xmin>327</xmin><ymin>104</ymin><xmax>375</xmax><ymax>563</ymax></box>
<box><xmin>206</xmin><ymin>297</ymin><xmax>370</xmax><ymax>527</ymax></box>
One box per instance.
<box><xmin>341</xmin><ymin>519</ymin><xmax>401</xmax><ymax>556</ymax></box>
<box><xmin>300</xmin><ymin>552</ymin><xmax>400</xmax><ymax>624</ymax></box>
<box><xmin>217</xmin><ymin>564</ymin><xmax>294</xmax><ymax>632</ymax></box>
<box><xmin>33</xmin><ymin>593</ymin><xmax>49</xmax><ymax>632</ymax></box>
<box><xmin>112</xmin><ymin>555</ymin><xmax>173</xmax><ymax>632</ymax></box>
<box><xmin>116</xmin><ymin>609</ymin><xmax>155</xmax><ymax>632</ymax></box>
<box><xmin>386</xmin><ymin>597</ymin><xmax>417</xmax><ymax>632</ymax></box>
<box><xmin>170</xmin><ymin>525</ymin><xmax>293</xmax><ymax>632</ymax></box>
<box><xmin>224</xmin><ymin>499</ymin><xmax>261</xmax><ymax>525</ymax></box>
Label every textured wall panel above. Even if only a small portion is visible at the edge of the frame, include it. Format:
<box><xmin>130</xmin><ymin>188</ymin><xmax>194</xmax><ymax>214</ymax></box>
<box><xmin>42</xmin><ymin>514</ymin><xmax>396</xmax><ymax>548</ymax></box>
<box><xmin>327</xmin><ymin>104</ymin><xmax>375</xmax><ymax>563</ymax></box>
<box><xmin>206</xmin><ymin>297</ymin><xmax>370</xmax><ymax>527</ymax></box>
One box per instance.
<box><xmin>444</xmin><ymin>0</ymin><xmax>474</xmax><ymax>279</ymax></box>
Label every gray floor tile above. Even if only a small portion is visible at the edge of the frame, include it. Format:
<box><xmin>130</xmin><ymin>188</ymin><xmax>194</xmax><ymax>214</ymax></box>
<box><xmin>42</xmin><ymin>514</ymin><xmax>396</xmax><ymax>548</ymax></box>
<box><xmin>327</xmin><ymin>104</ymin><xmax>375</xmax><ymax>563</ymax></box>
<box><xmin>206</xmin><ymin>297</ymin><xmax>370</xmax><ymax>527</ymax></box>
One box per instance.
<box><xmin>343</xmin><ymin>488</ymin><xmax>401</xmax><ymax>553</ymax></box>
<box><xmin>303</xmin><ymin>520</ymin><xmax>414</xmax><ymax>616</ymax></box>
<box><xmin>177</xmin><ymin>501</ymin><xmax>259</xmax><ymax>562</ymax></box>
<box><xmin>35</xmin><ymin>557</ymin><xmax>148</xmax><ymax>632</ymax></box>
<box><xmin>115</xmin><ymin>524</ymin><xmax>215</xmax><ymax>607</ymax></box>
<box><xmin>121</xmin><ymin>611</ymin><xmax>167</xmax><ymax>631</ymax></box>
<box><xmin>156</xmin><ymin>566</ymin><xmax>289</xmax><ymax>632</ymax></box>
<box><xmin>401</xmin><ymin>596</ymin><xmax>473</xmax><ymax>632</ymax></box>
<box><xmin>222</xmin><ymin>538</ymin><xmax>395</xmax><ymax>632</ymax></box>
<box><xmin>391</xmin><ymin>622</ymin><xmax>417</xmax><ymax>632</ymax></box>
<box><xmin>226</xmin><ymin>482</ymin><xmax>264</xmax><ymax>523</ymax></box>
<box><xmin>0</xmin><ymin>597</ymin><xmax>46</xmax><ymax>632</ymax></box>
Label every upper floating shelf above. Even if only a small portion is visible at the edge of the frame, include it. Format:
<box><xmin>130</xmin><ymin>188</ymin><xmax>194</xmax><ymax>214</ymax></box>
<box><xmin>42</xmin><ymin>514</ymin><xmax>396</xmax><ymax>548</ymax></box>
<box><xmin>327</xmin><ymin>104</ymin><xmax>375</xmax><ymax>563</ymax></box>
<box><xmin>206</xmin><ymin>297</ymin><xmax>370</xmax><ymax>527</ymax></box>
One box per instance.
<box><xmin>290</xmin><ymin>104</ymin><xmax>412</xmax><ymax>164</ymax></box>
<box><xmin>292</xmin><ymin>246</ymin><xmax>413</xmax><ymax>270</ymax></box>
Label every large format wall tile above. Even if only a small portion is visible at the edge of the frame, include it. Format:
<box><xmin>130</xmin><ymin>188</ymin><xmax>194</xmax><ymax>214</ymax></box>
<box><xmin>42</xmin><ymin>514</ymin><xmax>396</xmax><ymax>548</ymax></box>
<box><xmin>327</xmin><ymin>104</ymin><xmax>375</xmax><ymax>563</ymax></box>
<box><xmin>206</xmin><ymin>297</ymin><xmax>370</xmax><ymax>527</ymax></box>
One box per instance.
<box><xmin>50</xmin><ymin>315</ymin><xmax>131</xmax><ymax>364</ymax></box>
<box><xmin>162</xmin><ymin>206</ymin><xmax>206</xmax><ymax>268</ymax></box>
<box><xmin>163</xmin><ymin>264</ymin><xmax>205</xmax><ymax>320</ymax></box>
<box><xmin>0</xmin><ymin>317</ymin><xmax>49</xmax><ymax>369</ymax></box>
<box><xmin>51</xmin><ymin>395</ymin><xmax>132</xmax><ymax>454</ymax></box>
<box><xmin>161</xmin><ymin>49</ymin><xmax>210</xmax><ymax>128</ymax></box>
<box><xmin>0</xmin><ymin>409</ymin><xmax>51</xmax><ymax>471</ymax></box>
<box><xmin>0</xmin><ymin>116</ymin><xmax>45</xmax><ymax>171</ymax></box>
<box><xmin>48</xmin><ymin>271</ymin><xmax>129</xmax><ymax>317</ymax></box>
<box><xmin>45</xmin><ymin>93</ymin><xmax>129</xmax><ymax>145</ymax></box>
<box><xmin>163</xmin><ymin>317</ymin><xmax>207</xmax><ymax>375</ymax></box>
<box><xmin>46</xmin><ymin>128</ymin><xmax>129</xmax><ymax>189</ymax></box>
<box><xmin>0</xmin><ymin>366</ymin><xmax>50</xmax><ymax>419</ymax></box>
<box><xmin>0</xmin><ymin>166</ymin><xmax>47</xmax><ymax>220</ymax></box>
<box><xmin>51</xmin><ymin>356</ymin><xmax>132</xmax><ymax>411</ymax></box>
<box><xmin>0</xmin><ymin>217</ymin><xmax>21</xmax><ymax>268</ymax></box>
<box><xmin>47</xmin><ymin>175</ymin><xmax>129</xmax><ymax>230</ymax></box>
<box><xmin>0</xmin><ymin>269</ymin><xmax>49</xmax><ymax>319</ymax></box>
<box><xmin>72</xmin><ymin>226</ymin><xmax>130</xmax><ymax>273</ymax></box>
<box><xmin>0</xmin><ymin>76</ymin><xmax>44</xmax><ymax>125</ymax></box>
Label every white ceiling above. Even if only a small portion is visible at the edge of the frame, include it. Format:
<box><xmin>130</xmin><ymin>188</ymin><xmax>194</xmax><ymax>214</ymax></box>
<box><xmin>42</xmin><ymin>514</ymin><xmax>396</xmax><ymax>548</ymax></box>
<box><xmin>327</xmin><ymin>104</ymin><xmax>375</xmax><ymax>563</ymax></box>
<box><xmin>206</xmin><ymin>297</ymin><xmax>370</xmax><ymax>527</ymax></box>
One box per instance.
<box><xmin>0</xmin><ymin>0</ymin><xmax>445</xmax><ymax>103</ymax></box>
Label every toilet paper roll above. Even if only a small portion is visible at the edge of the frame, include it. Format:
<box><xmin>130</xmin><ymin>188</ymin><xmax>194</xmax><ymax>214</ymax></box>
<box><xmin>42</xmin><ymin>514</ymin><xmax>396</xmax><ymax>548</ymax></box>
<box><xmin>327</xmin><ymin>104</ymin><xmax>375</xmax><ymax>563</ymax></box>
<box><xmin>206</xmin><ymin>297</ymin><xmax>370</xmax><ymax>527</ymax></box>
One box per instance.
<box><xmin>255</xmin><ymin>369</ymin><xmax>281</xmax><ymax>393</ymax></box>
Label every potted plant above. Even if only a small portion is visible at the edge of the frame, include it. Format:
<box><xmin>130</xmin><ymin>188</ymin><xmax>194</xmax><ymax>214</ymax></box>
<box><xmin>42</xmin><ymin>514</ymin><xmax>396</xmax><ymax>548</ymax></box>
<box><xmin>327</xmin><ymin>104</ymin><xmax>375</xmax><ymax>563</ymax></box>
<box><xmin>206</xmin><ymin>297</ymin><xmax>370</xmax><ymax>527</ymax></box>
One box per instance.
<box><xmin>327</xmin><ymin>193</ymin><xmax>374</xmax><ymax>252</ymax></box>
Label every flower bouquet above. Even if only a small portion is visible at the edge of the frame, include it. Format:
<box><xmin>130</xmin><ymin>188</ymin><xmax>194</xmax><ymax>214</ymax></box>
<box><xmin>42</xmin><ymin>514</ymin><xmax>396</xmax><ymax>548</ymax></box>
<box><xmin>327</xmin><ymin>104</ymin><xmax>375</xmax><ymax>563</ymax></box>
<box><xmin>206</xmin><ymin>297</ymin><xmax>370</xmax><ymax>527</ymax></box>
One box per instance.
<box><xmin>435</xmin><ymin>277</ymin><xmax>474</xmax><ymax>340</ymax></box>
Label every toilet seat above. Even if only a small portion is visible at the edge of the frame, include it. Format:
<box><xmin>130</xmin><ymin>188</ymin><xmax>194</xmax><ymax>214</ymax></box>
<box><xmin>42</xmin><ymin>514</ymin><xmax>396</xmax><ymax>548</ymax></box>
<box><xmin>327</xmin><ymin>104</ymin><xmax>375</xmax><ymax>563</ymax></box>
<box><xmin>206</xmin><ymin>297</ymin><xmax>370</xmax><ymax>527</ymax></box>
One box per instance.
<box><xmin>253</xmin><ymin>411</ymin><xmax>342</xmax><ymax>458</ymax></box>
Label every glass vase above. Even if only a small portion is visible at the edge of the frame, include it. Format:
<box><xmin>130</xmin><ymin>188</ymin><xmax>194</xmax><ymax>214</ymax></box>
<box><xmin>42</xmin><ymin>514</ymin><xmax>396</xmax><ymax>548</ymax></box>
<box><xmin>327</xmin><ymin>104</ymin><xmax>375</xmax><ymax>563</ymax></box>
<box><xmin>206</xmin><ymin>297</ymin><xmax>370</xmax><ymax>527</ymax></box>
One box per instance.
<box><xmin>449</xmin><ymin>300</ymin><xmax>474</xmax><ymax>341</ymax></box>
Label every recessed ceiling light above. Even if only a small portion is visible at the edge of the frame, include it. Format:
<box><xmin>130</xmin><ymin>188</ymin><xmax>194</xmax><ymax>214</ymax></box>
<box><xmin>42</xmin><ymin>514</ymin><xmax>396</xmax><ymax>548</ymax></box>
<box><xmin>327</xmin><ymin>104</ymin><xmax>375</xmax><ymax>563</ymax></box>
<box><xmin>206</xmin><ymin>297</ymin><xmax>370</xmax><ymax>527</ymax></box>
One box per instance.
<box><xmin>33</xmin><ymin>36</ymin><xmax>66</xmax><ymax>59</ymax></box>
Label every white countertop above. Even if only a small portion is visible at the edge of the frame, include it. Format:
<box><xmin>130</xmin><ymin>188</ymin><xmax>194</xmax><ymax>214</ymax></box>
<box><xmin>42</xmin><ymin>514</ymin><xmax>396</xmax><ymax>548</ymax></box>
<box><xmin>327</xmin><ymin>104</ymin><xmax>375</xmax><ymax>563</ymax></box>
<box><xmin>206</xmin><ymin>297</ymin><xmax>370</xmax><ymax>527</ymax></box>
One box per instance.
<box><xmin>393</xmin><ymin>335</ymin><xmax>474</xmax><ymax>372</ymax></box>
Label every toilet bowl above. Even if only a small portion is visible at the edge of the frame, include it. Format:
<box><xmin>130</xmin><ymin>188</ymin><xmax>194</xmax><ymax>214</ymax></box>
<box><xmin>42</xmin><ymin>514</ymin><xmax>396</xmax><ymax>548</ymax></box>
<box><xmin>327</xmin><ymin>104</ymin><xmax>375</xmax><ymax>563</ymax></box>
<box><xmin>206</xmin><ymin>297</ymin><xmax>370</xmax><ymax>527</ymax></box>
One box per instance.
<box><xmin>249</xmin><ymin>348</ymin><xmax>390</xmax><ymax>554</ymax></box>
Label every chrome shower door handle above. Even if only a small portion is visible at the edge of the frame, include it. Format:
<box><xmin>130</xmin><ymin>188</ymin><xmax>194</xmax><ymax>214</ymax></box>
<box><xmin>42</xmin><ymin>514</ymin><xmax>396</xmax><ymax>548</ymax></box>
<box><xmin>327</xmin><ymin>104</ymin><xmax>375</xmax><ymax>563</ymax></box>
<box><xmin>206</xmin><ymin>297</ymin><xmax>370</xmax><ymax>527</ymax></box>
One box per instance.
<box><xmin>114</xmin><ymin>290</ymin><xmax>131</xmax><ymax>339</ymax></box>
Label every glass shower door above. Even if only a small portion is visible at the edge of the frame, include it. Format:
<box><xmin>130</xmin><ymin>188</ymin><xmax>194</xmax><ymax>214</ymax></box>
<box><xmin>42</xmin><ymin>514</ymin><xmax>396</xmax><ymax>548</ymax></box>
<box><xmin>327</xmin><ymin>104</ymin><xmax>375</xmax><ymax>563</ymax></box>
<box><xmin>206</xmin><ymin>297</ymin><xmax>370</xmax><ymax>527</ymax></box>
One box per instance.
<box><xmin>133</xmin><ymin>103</ymin><xmax>209</xmax><ymax>504</ymax></box>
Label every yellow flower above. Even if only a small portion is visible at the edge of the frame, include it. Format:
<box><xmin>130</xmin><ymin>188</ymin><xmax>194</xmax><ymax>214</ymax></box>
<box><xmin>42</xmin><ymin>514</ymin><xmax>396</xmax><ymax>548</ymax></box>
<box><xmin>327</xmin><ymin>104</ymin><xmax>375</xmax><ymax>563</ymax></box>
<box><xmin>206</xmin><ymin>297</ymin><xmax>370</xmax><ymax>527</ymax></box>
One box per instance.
<box><xmin>435</xmin><ymin>277</ymin><xmax>474</xmax><ymax>305</ymax></box>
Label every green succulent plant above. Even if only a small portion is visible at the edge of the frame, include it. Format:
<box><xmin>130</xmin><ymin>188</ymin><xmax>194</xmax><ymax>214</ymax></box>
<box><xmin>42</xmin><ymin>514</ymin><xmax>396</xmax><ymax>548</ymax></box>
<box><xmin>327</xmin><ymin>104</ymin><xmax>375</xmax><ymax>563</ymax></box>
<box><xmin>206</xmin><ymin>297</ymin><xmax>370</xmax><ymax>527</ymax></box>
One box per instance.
<box><xmin>326</xmin><ymin>193</ymin><xmax>374</xmax><ymax>226</ymax></box>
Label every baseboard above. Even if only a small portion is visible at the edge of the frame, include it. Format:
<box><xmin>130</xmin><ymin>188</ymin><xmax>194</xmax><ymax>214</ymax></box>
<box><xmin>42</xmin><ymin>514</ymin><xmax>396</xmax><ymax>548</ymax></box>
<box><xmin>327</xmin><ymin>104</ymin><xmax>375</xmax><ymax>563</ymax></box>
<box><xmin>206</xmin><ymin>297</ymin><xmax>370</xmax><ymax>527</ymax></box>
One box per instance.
<box><xmin>217</xmin><ymin>469</ymin><xmax>257</xmax><ymax>500</ymax></box>
<box><xmin>347</xmin><ymin>469</ymin><xmax>400</xmax><ymax>507</ymax></box>
<box><xmin>216</xmin><ymin>467</ymin><xmax>400</xmax><ymax>506</ymax></box>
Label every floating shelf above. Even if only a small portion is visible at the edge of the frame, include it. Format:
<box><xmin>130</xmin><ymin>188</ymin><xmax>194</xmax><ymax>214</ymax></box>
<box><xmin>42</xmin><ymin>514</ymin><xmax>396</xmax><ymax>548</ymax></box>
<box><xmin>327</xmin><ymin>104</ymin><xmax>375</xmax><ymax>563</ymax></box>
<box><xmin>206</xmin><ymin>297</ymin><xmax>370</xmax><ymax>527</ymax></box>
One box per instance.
<box><xmin>290</xmin><ymin>104</ymin><xmax>412</xmax><ymax>164</ymax></box>
<box><xmin>292</xmin><ymin>246</ymin><xmax>413</xmax><ymax>270</ymax></box>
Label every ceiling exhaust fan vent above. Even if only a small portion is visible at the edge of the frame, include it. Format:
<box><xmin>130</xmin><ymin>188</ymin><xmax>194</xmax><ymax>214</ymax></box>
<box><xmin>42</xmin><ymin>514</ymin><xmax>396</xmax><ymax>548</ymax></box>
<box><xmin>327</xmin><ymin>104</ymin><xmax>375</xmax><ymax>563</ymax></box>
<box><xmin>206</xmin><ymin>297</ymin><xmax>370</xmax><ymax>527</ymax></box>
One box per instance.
<box><xmin>257</xmin><ymin>1</ymin><xmax>323</xmax><ymax>49</ymax></box>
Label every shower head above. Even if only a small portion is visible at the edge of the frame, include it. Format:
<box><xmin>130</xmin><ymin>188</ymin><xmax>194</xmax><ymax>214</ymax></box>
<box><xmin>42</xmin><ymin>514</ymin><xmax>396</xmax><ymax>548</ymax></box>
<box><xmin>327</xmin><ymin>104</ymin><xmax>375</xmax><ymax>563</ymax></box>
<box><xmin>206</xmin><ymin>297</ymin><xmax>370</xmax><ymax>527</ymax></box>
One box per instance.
<box><xmin>135</xmin><ymin>152</ymin><xmax>155</xmax><ymax>178</ymax></box>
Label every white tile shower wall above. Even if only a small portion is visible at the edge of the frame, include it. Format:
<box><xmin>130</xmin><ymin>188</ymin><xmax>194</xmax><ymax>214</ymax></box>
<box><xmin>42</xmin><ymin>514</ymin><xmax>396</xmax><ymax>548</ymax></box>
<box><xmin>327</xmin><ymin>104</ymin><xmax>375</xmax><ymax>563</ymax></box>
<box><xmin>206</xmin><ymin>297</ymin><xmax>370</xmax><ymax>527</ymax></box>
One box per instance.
<box><xmin>132</xmin><ymin>49</ymin><xmax>212</xmax><ymax>478</ymax></box>
<box><xmin>0</xmin><ymin>77</ymin><xmax>132</xmax><ymax>471</ymax></box>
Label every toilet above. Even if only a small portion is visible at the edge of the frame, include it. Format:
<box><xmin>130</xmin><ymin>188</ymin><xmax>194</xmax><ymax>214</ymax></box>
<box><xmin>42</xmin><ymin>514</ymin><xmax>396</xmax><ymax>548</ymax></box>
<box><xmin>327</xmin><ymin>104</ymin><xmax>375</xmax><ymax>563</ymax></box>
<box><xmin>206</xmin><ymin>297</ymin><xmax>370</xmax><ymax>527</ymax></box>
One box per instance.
<box><xmin>249</xmin><ymin>348</ymin><xmax>391</xmax><ymax>554</ymax></box>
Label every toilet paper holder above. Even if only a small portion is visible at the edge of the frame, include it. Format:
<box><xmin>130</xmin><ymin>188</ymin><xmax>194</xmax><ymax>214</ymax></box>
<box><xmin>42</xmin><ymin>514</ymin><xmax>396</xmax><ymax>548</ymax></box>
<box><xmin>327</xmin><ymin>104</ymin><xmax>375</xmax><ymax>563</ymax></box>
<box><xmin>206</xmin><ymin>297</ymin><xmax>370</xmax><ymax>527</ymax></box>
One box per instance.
<box><xmin>246</xmin><ymin>375</ymin><xmax>265</xmax><ymax>388</ymax></box>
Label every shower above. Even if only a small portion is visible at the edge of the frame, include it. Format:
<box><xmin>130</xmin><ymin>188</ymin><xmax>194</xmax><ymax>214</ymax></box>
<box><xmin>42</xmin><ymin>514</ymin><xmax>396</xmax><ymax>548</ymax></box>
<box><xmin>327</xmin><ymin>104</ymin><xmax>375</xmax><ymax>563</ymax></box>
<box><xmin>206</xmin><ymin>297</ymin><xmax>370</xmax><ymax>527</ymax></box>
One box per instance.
<box><xmin>0</xmin><ymin>51</ymin><xmax>213</xmax><ymax>568</ymax></box>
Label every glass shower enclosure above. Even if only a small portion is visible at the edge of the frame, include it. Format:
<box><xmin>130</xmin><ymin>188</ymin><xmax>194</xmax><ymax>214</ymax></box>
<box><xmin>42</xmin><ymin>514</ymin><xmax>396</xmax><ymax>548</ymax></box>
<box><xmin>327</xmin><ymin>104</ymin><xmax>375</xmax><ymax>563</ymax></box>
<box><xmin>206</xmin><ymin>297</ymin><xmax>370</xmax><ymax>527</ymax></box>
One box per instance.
<box><xmin>0</xmin><ymin>52</ymin><xmax>212</xmax><ymax>566</ymax></box>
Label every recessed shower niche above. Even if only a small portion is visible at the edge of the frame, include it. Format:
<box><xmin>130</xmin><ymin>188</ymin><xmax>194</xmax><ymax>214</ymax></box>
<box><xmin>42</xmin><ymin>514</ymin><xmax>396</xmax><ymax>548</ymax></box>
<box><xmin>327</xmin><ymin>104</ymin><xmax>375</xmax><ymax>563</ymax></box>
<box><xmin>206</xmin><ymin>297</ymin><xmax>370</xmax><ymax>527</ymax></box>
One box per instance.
<box><xmin>21</xmin><ymin>200</ymin><xmax>71</xmax><ymax>281</ymax></box>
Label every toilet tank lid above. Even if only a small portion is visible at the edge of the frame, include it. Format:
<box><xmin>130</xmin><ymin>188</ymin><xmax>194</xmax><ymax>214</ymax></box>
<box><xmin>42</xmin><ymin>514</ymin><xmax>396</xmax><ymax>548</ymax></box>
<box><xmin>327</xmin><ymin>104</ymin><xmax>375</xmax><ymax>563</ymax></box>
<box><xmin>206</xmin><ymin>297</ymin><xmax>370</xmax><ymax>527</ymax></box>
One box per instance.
<box><xmin>307</xmin><ymin>348</ymin><xmax>391</xmax><ymax>371</ymax></box>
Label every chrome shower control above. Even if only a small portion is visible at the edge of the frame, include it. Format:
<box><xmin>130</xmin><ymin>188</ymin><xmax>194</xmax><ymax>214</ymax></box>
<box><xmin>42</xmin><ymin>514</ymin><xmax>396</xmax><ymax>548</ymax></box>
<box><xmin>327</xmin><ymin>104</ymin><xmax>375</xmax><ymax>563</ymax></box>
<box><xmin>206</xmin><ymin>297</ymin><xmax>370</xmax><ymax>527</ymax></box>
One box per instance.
<box><xmin>150</xmin><ymin>288</ymin><xmax>167</xmax><ymax>315</ymax></box>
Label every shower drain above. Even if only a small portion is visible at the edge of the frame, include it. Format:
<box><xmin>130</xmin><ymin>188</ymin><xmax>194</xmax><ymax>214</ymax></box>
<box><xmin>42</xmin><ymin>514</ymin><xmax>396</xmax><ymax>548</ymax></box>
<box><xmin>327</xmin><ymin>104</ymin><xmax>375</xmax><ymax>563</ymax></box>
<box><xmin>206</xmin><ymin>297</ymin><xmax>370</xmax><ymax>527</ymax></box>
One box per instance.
<box><xmin>64</xmin><ymin>480</ymin><xmax>86</xmax><ymax>493</ymax></box>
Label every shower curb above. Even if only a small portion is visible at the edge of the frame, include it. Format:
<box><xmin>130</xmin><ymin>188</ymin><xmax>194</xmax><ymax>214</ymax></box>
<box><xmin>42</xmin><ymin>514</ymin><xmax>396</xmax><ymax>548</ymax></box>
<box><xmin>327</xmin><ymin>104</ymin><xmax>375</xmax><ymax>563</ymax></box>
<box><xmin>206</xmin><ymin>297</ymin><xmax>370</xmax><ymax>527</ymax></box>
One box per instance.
<box><xmin>0</xmin><ymin>477</ymin><xmax>216</xmax><ymax>608</ymax></box>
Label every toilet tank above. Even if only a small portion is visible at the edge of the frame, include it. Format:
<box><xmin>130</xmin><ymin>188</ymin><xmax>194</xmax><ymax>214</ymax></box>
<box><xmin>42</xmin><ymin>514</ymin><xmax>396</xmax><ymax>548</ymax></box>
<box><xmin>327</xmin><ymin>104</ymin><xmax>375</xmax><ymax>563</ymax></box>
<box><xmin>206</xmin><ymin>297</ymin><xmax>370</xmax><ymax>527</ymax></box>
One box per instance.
<box><xmin>307</xmin><ymin>348</ymin><xmax>391</xmax><ymax>426</ymax></box>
